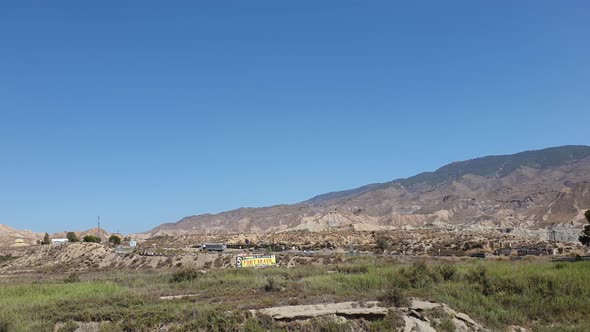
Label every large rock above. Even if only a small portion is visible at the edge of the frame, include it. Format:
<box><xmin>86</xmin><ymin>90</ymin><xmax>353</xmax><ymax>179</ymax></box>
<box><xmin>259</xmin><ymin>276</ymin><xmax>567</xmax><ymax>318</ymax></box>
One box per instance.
<box><xmin>252</xmin><ymin>299</ymin><xmax>488</xmax><ymax>331</ymax></box>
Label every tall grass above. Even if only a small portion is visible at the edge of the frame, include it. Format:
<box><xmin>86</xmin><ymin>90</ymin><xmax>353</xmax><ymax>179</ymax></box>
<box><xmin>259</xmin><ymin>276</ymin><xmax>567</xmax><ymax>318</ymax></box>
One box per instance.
<box><xmin>415</xmin><ymin>261</ymin><xmax>590</xmax><ymax>329</ymax></box>
<box><xmin>0</xmin><ymin>259</ymin><xmax>589</xmax><ymax>331</ymax></box>
<box><xmin>0</xmin><ymin>281</ymin><xmax>124</xmax><ymax>331</ymax></box>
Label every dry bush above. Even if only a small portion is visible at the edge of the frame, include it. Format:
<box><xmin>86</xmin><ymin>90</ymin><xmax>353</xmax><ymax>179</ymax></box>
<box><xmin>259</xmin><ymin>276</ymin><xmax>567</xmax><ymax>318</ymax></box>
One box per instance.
<box><xmin>170</xmin><ymin>268</ymin><xmax>200</xmax><ymax>283</ymax></box>
<box><xmin>378</xmin><ymin>287</ymin><xmax>409</xmax><ymax>307</ymax></box>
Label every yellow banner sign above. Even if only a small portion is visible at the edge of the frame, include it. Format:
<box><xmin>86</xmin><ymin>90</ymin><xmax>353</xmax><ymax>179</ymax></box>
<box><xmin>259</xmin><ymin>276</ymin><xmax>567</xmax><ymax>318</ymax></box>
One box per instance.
<box><xmin>236</xmin><ymin>254</ymin><xmax>276</xmax><ymax>268</ymax></box>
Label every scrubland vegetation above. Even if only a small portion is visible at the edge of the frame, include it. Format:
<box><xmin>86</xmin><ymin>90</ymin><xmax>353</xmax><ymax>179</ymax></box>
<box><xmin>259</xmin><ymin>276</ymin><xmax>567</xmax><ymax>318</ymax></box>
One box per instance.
<box><xmin>0</xmin><ymin>255</ymin><xmax>15</xmax><ymax>264</ymax></box>
<box><xmin>0</xmin><ymin>257</ymin><xmax>589</xmax><ymax>331</ymax></box>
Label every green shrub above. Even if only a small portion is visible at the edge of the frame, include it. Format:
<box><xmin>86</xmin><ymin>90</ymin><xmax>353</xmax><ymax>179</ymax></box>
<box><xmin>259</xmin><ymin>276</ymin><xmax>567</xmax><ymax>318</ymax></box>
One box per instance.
<box><xmin>381</xmin><ymin>309</ymin><xmax>405</xmax><ymax>330</ymax></box>
<box><xmin>438</xmin><ymin>263</ymin><xmax>457</xmax><ymax>281</ymax></box>
<box><xmin>170</xmin><ymin>268</ymin><xmax>200</xmax><ymax>283</ymax></box>
<box><xmin>0</xmin><ymin>320</ymin><xmax>12</xmax><ymax>332</ymax></box>
<box><xmin>64</xmin><ymin>272</ymin><xmax>80</xmax><ymax>283</ymax></box>
<box><xmin>262</xmin><ymin>277</ymin><xmax>279</xmax><ymax>292</ymax></box>
<box><xmin>66</xmin><ymin>232</ymin><xmax>79</xmax><ymax>243</ymax></box>
<box><xmin>336</xmin><ymin>265</ymin><xmax>369</xmax><ymax>274</ymax></box>
<box><xmin>255</xmin><ymin>312</ymin><xmax>275</xmax><ymax>330</ymax></box>
<box><xmin>243</xmin><ymin>318</ymin><xmax>266</xmax><ymax>332</ymax></box>
<box><xmin>203</xmin><ymin>310</ymin><xmax>244</xmax><ymax>331</ymax></box>
<box><xmin>83</xmin><ymin>235</ymin><xmax>101</xmax><ymax>243</ymax></box>
<box><xmin>0</xmin><ymin>255</ymin><xmax>15</xmax><ymax>264</ymax></box>
<box><xmin>42</xmin><ymin>232</ymin><xmax>51</xmax><ymax>245</ymax></box>
<box><xmin>108</xmin><ymin>235</ymin><xmax>121</xmax><ymax>245</ymax></box>
<box><xmin>396</xmin><ymin>261</ymin><xmax>441</xmax><ymax>289</ymax></box>
<box><xmin>309</xmin><ymin>317</ymin><xmax>348</xmax><ymax>332</ymax></box>
<box><xmin>427</xmin><ymin>308</ymin><xmax>456</xmax><ymax>332</ymax></box>
<box><xmin>244</xmin><ymin>313</ymin><xmax>275</xmax><ymax>332</ymax></box>
<box><xmin>425</xmin><ymin>307</ymin><xmax>448</xmax><ymax>319</ymax></box>
<box><xmin>375</xmin><ymin>237</ymin><xmax>390</xmax><ymax>253</ymax></box>
<box><xmin>464</xmin><ymin>265</ymin><xmax>494</xmax><ymax>296</ymax></box>
<box><xmin>528</xmin><ymin>275</ymin><xmax>557</xmax><ymax>297</ymax></box>
<box><xmin>378</xmin><ymin>287</ymin><xmax>410</xmax><ymax>307</ymax></box>
<box><xmin>437</xmin><ymin>318</ymin><xmax>456</xmax><ymax>332</ymax></box>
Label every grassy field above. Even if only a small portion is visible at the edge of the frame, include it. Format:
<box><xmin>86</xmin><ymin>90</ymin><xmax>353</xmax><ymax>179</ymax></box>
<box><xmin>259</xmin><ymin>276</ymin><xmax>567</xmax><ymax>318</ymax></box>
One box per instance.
<box><xmin>0</xmin><ymin>256</ymin><xmax>589</xmax><ymax>331</ymax></box>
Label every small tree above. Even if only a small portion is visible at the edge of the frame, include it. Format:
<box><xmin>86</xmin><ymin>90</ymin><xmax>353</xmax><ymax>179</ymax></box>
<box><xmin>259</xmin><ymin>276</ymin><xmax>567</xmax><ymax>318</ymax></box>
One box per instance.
<box><xmin>108</xmin><ymin>235</ymin><xmax>121</xmax><ymax>245</ymax></box>
<box><xmin>579</xmin><ymin>210</ymin><xmax>590</xmax><ymax>246</ymax></box>
<box><xmin>41</xmin><ymin>232</ymin><xmax>50</xmax><ymax>245</ymax></box>
<box><xmin>66</xmin><ymin>232</ymin><xmax>79</xmax><ymax>243</ymax></box>
<box><xmin>83</xmin><ymin>235</ymin><xmax>101</xmax><ymax>243</ymax></box>
<box><xmin>376</xmin><ymin>236</ymin><xmax>391</xmax><ymax>253</ymax></box>
<box><xmin>170</xmin><ymin>268</ymin><xmax>201</xmax><ymax>283</ymax></box>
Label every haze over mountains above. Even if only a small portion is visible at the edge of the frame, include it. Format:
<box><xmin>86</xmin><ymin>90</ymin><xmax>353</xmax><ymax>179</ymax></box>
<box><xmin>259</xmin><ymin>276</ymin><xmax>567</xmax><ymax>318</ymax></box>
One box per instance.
<box><xmin>145</xmin><ymin>145</ymin><xmax>590</xmax><ymax>236</ymax></box>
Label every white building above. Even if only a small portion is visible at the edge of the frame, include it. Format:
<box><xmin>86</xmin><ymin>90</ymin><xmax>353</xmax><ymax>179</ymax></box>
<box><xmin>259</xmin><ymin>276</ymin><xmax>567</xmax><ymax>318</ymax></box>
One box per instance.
<box><xmin>51</xmin><ymin>238</ymin><xmax>69</xmax><ymax>245</ymax></box>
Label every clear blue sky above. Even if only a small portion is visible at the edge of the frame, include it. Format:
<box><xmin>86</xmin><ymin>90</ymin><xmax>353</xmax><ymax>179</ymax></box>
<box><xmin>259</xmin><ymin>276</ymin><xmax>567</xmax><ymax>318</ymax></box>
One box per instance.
<box><xmin>1</xmin><ymin>1</ymin><xmax>589</xmax><ymax>234</ymax></box>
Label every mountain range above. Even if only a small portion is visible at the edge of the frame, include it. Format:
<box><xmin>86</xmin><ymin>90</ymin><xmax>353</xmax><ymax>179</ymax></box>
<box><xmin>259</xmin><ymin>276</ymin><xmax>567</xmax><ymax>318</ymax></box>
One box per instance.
<box><xmin>144</xmin><ymin>145</ymin><xmax>590</xmax><ymax>236</ymax></box>
<box><xmin>2</xmin><ymin>145</ymin><xmax>589</xmax><ymax>241</ymax></box>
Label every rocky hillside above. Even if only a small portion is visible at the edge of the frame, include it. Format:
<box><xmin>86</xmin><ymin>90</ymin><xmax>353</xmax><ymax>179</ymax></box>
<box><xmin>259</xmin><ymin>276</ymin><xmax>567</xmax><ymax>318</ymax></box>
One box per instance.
<box><xmin>145</xmin><ymin>145</ymin><xmax>590</xmax><ymax>236</ymax></box>
<box><xmin>0</xmin><ymin>225</ymin><xmax>114</xmax><ymax>248</ymax></box>
<box><xmin>0</xmin><ymin>224</ymin><xmax>42</xmax><ymax>247</ymax></box>
<box><xmin>51</xmin><ymin>227</ymin><xmax>113</xmax><ymax>243</ymax></box>
<box><xmin>0</xmin><ymin>242</ymin><xmax>227</xmax><ymax>274</ymax></box>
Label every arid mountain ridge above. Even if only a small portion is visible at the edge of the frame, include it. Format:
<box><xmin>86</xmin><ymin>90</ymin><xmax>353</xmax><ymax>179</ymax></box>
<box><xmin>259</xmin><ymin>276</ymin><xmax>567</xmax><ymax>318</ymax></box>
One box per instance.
<box><xmin>146</xmin><ymin>145</ymin><xmax>590</xmax><ymax>237</ymax></box>
<box><xmin>2</xmin><ymin>145</ymin><xmax>589</xmax><ymax>242</ymax></box>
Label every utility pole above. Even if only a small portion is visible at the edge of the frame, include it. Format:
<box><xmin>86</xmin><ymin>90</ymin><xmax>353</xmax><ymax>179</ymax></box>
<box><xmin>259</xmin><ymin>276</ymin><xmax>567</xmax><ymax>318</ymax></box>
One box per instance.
<box><xmin>98</xmin><ymin>216</ymin><xmax>101</xmax><ymax>240</ymax></box>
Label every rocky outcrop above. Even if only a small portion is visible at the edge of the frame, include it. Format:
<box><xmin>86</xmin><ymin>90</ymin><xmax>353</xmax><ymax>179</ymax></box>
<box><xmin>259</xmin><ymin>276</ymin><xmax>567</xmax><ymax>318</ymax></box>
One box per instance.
<box><xmin>252</xmin><ymin>298</ymin><xmax>486</xmax><ymax>331</ymax></box>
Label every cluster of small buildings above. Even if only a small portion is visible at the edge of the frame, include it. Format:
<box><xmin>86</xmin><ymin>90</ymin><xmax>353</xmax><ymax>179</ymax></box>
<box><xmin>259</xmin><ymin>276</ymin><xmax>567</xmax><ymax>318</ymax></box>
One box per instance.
<box><xmin>493</xmin><ymin>246</ymin><xmax>556</xmax><ymax>256</ymax></box>
<box><xmin>201</xmin><ymin>243</ymin><xmax>227</xmax><ymax>252</ymax></box>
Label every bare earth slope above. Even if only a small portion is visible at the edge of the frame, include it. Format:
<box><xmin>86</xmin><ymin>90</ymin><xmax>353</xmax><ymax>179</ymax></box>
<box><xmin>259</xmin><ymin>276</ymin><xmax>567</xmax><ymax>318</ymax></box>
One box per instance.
<box><xmin>0</xmin><ymin>226</ymin><xmax>113</xmax><ymax>249</ymax></box>
<box><xmin>142</xmin><ymin>145</ymin><xmax>590</xmax><ymax>236</ymax></box>
<box><xmin>51</xmin><ymin>227</ymin><xmax>112</xmax><ymax>243</ymax></box>
<box><xmin>0</xmin><ymin>224</ymin><xmax>42</xmax><ymax>247</ymax></box>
